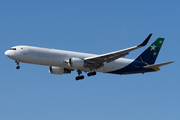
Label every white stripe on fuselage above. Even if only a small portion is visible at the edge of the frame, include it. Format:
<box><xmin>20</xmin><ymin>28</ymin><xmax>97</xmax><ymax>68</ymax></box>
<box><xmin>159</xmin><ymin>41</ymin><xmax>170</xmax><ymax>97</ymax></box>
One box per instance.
<box><xmin>6</xmin><ymin>45</ymin><xmax>134</xmax><ymax>73</ymax></box>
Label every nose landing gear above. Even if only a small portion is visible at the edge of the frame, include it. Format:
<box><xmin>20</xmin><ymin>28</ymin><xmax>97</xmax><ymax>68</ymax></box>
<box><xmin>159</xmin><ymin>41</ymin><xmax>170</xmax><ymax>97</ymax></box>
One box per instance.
<box><xmin>15</xmin><ymin>60</ymin><xmax>20</xmax><ymax>69</ymax></box>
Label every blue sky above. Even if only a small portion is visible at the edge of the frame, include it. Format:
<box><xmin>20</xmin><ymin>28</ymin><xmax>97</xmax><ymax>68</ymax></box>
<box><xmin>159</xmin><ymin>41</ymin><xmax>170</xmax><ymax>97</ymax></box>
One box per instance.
<box><xmin>1</xmin><ymin>0</ymin><xmax>179</xmax><ymax>120</ymax></box>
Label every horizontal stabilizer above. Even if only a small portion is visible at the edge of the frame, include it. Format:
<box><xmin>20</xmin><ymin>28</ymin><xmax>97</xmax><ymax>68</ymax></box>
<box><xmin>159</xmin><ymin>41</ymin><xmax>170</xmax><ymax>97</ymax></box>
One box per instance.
<box><xmin>143</xmin><ymin>61</ymin><xmax>174</xmax><ymax>69</ymax></box>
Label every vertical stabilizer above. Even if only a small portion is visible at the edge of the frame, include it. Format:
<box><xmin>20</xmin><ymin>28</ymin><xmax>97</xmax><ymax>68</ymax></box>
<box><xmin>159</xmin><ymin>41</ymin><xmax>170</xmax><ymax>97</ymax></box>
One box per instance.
<box><xmin>135</xmin><ymin>38</ymin><xmax>164</xmax><ymax>64</ymax></box>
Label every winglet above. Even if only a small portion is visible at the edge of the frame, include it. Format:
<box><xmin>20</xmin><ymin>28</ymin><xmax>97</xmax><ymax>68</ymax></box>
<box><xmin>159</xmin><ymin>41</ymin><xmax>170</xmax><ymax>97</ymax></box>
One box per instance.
<box><xmin>138</xmin><ymin>33</ymin><xmax>152</xmax><ymax>47</ymax></box>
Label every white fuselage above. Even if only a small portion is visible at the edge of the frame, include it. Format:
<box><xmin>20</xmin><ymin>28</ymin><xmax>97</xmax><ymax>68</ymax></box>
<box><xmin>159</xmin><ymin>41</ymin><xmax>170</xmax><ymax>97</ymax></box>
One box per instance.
<box><xmin>5</xmin><ymin>45</ymin><xmax>134</xmax><ymax>73</ymax></box>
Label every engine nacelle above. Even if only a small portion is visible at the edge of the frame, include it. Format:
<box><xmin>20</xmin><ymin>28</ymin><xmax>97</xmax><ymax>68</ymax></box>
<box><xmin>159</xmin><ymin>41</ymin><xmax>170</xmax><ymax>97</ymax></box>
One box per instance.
<box><xmin>49</xmin><ymin>66</ymin><xmax>71</xmax><ymax>75</ymax></box>
<box><xmin>69</xmin><ymin>58</ymin><xmax>84</xmax><ymax>69</ymax></box>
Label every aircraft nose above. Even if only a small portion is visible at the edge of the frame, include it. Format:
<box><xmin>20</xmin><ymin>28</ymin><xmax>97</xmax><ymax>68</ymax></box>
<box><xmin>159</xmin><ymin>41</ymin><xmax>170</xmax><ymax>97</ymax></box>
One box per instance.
<box><xmin>5</xmin><ymin>50</ymin><xmax>9</xmax><ymax>56</ymax></box>
<box><xmin>5</xmin><ymin>49</ymin><xmax>18</xmax><ymax>59</ymax></box>
<box><xmin>5</xmin><ymin>50</ymin><xmax>12</xmax><ymax>57</ymax></box>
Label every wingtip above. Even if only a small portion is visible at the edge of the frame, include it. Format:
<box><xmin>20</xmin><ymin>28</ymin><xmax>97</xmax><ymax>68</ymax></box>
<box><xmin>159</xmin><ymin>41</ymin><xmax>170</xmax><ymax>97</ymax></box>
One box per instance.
<box><xmin>138</xmin><ymin>33</ymin><xmax>152</xmax><ymax>47</ymax></box>
<box><xmin>169</xmin><ymin>61</ymin><xmax>175</xmax><ymax>63</ymax></box>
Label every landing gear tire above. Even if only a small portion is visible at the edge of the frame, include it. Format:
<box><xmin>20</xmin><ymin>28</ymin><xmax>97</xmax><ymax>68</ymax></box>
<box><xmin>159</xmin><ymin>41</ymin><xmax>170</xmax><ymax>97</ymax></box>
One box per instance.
<box><xmin>76</xmin><ymin>75</ymin><xmax>84</xmax><ymax>81</ymax></box>
<box><xmin>87</xmin><ymin>72</ymin><xmax>96</xmax><ymax>77</ymax></box>
<box><xmin>16</xmin><ymin>66</ymin><xmax>20</xmax><ymax>69</ymax></box>
<box><xmin>87</xmin><ymin>73</ymin><xmax>91</xmax><ymax>77</ymax></box>
<box><xmin>92</xmin><ymin>72</ymin><xmax>96</xmax><ymax>75</ymax></box>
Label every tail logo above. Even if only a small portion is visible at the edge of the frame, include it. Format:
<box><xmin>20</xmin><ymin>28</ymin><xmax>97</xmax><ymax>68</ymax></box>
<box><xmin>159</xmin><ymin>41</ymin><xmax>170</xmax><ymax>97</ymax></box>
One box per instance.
<box><xmin>159</xmin><ymin>40</ymin><xmax>163</xmax><ymax>44</ymax></box>
<box><xmin>150</xmin><ymin>44</ymin><xmax>157</xmax><ymax>51</ymax></box>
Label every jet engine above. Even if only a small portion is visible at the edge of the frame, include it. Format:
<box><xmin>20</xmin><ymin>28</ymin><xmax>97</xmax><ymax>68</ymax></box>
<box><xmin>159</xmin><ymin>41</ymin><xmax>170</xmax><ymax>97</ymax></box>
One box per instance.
<box><xmin>68</xmin><ymin>58</ymin><xmax>84</xmax><ymax>69</ymax></box>
<box><xmin>49</xmin><ymin>66</ymin><xmax>71</xmax><ymax>75</ymax></box>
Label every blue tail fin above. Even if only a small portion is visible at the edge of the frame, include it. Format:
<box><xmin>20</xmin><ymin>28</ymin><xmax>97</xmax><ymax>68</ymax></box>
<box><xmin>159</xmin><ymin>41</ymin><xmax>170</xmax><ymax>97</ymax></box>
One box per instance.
<box><xmin>135</xmin><ymin>38</ymin><xmax>164</xmax><ymax>64</ymax></box>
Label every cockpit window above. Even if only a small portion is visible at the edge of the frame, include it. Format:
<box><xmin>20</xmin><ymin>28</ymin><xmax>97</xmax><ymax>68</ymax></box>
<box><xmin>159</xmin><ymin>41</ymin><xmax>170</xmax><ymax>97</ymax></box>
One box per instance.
<box><xmin>10</xmin><ymin>48</ymin><xmax>16</xmax><ymax>50</ymax></box>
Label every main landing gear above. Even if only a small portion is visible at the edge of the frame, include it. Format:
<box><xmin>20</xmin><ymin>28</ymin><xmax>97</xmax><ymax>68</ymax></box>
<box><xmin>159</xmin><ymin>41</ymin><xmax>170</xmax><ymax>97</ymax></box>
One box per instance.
<box><xmin>75</xmin><ymin>70</ymin><xmax>97</xmax><ymax>81</ymax></box>
<box><xmin>76</xmin><ymin>70</ymin><xmax>84</xmax><ymax>80</ymax></box>
<box><xmin>15</xmin><ymin>60</ymin><xmax>20</xmax><ymax>69</ymax></box>
<box><xmin>87</xmin><ymin>71</ymin><xmax>96</xmax><ymax>77</ymax></box>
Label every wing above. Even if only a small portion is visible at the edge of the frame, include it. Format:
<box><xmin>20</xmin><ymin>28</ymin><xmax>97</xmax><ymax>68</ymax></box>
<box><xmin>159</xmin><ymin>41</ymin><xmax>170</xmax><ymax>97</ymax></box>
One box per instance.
<box><xmin>84</xmin><ymin>34</ymin><xmax>152</xmax><ymax>70</ymax></box>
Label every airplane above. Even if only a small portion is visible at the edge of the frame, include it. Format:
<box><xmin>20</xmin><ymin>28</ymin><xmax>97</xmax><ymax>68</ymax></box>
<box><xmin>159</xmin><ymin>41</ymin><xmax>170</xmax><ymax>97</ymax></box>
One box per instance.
<box><xmin>5</xmin><ymin>34</ymin><xmax>173</xmax><ymax>80</ymax></box>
